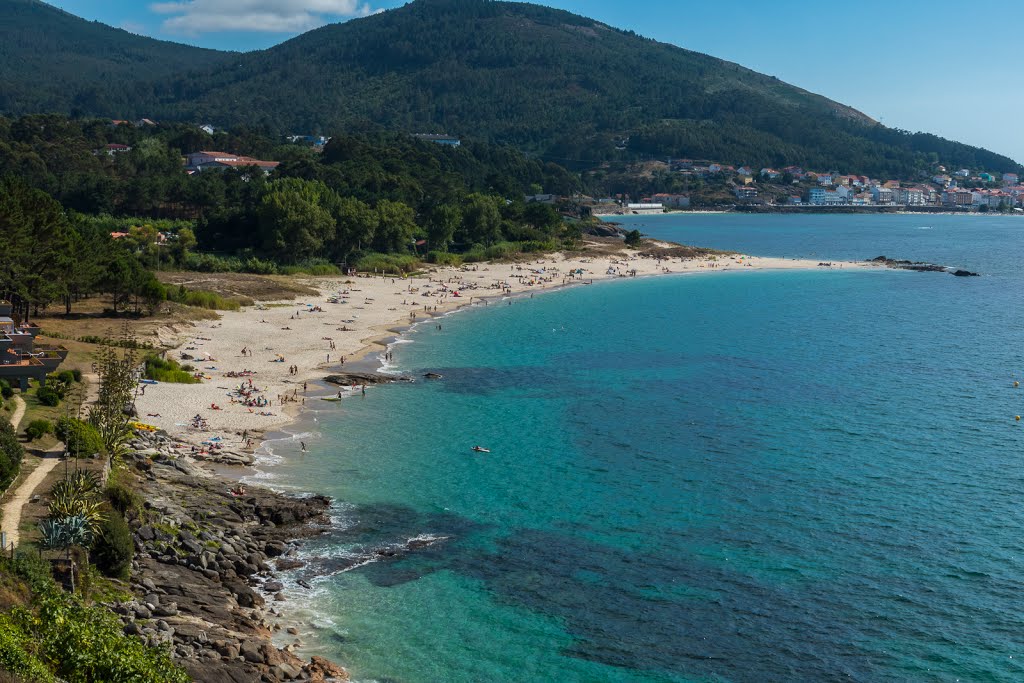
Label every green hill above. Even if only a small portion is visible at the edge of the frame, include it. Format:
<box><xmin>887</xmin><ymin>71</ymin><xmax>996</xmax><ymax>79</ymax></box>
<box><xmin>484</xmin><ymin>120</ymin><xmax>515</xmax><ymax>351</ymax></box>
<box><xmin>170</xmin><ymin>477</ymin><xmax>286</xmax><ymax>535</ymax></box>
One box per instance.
<box><xmin>0</xmin><ymin>0</ymin><xmax>230</xmax><ymax>116</ymax></box>
<box><xmin>1</xmin><ymin>0</ymin><xmax>1020</xmax><ymax>177</ymax></box>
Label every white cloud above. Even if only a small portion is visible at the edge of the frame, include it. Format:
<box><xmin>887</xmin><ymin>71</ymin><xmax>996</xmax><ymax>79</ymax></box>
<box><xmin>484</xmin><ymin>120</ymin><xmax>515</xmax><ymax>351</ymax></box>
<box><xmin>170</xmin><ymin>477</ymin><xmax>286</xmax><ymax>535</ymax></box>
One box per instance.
<box><xmin>149</xmin><ymin>0</ymin><xmax>379</xmax><ymax>35</ymax></box>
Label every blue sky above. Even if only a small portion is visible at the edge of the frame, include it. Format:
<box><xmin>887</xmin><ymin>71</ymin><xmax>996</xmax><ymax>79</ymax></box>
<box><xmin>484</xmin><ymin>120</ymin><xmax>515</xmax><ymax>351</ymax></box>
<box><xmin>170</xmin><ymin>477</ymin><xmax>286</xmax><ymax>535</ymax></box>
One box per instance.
<box><xmin>48</xmin><ymin>0</ymin><xmax>1024</xmax><ymax>164</ymax></box>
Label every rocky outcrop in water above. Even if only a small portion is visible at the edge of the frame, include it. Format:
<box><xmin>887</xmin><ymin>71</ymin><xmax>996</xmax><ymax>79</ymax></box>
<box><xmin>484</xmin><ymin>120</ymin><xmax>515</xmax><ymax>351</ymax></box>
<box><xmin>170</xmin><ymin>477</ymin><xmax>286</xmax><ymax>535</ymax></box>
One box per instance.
<box><xmin>868</xmin><ymin>256</ymin><xmax>979</xmax><ymax>276</ymax></box>
<box><xmin>323</xmin><ymin>372</ymin><xmax>412</xmax><ymax>386</ymax></box>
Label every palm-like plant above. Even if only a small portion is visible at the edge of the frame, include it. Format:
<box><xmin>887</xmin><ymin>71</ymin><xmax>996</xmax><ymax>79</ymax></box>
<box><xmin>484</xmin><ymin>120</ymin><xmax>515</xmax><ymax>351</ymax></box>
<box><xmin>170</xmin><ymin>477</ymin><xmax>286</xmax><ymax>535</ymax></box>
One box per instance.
<box><xmin>50</xmin><ymin>471</ymin><xmax>100</xmax><ymax>499</ymax></box>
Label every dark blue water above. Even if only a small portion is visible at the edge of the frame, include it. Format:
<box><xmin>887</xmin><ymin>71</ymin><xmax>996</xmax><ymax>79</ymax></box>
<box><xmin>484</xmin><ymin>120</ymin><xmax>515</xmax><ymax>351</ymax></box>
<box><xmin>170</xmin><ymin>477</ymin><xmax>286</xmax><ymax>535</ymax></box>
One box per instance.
<box><xmin>267</xmin><ymin>214</ymin><xmax>1024</xmax><ymax>682</ymax></box>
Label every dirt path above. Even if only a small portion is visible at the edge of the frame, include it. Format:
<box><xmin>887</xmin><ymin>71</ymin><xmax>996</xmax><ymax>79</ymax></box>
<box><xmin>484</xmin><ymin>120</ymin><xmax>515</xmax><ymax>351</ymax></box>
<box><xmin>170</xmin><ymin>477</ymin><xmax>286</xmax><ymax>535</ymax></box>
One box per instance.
<box><xmin>8</xmin><ymin>395</ymin><xmax>25</xmax><ymax>431</ymax></box>
<box><xmin>1</xmin><ymin>450</ymin><xmax>61</xmax><ymax>548</ymax></box>
<box><xmin>1</xmin><ymin>379</ymin><xmax>95</xmax><ymax>549</ymax></box>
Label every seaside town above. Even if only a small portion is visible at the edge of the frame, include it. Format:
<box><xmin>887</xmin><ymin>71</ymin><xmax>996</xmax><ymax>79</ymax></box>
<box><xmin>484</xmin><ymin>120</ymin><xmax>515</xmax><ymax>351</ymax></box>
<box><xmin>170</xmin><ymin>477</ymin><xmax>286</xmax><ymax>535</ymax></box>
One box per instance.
<box><xmin>599</xmin><ymin>161</ymin><xmax>1024</xmax><ymax>213</ymax></box>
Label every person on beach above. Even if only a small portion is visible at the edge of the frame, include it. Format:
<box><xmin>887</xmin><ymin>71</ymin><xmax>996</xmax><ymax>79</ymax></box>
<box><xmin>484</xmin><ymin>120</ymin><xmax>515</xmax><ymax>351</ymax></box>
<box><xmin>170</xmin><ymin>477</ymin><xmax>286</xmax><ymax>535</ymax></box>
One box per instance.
<box><xmin>301</xmin><ymin>441</ymin><xmax>307</xmax><ymax>452</ymax></box>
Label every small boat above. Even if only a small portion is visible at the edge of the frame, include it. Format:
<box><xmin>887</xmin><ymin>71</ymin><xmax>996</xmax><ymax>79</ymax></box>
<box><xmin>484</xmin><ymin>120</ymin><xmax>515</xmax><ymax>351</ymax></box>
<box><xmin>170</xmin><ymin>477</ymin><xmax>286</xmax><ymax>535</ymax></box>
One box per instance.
<box><xmin>140</xmin><ymin>379</ymin><xmax>159</xmax><ymax>385</ymax></box>
<box><xmin>320</xmin><ymin>397</ymin><xmax>343</xmax><ymax>402</ymax></box>
<box><xmin>471</xmin><ymin>446</ymin><xmax>490</xmax><ymax>453</ymax></box>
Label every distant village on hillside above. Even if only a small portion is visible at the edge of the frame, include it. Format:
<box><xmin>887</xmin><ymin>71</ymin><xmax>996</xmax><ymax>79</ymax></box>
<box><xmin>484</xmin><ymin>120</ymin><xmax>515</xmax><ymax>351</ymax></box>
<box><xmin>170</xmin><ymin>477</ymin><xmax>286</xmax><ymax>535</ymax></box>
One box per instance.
<box><xmin>586</xmin><ymin>159</ymin><xmax>1024</xmax><ymax>214</ymax></box>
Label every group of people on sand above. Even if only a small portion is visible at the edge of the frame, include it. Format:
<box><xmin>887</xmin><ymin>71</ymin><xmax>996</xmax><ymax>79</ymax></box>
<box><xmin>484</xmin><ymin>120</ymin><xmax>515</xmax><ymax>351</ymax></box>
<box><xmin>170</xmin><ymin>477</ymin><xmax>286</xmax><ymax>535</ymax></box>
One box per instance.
<box><xmin>288</xmin><ymin>365</ymin><xmax>299</xmax><ymax>375</ymax></box>
<box><xmin>240</xmin><ymin>347</ymin><xmax>253</xmax><ymax>357</ymax></box>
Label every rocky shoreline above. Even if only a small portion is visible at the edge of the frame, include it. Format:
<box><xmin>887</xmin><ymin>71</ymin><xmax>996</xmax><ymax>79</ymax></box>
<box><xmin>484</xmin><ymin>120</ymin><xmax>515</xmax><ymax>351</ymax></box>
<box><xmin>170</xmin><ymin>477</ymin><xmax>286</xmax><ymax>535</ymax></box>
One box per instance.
<box><xmin>109</xmin><ymin>429</ymin><xmax>348</xmax><ymax>683</ymax></box>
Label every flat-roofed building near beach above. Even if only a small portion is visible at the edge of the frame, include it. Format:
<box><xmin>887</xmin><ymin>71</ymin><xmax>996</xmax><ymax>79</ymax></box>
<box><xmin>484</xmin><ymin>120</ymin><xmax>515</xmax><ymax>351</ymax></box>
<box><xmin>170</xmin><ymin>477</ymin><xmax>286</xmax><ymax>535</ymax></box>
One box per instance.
<box><xmin>0</xmin><ymin>301</ymin><xmax>67</xmax><ymax>390</ymax></box>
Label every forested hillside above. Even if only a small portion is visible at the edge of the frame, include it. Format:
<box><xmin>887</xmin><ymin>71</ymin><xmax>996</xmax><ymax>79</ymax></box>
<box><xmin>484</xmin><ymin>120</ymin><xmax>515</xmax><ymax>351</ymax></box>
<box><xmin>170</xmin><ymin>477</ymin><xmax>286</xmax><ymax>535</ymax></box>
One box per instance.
<box><xmin>0</xmin><ymin>0</ymin><xmax>229</xmax><ymax>116</ymax></box>
<box><xmin>0</xmin><ymin>0</ymin><xmax>1020</xmax><ymax>178</ymax></box>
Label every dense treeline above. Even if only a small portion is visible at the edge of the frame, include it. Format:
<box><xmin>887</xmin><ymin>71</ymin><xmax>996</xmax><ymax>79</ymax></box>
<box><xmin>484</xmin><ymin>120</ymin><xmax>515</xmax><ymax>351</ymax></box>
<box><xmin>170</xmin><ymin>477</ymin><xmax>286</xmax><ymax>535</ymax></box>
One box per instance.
<box><xmin>0</xmin><ymin>176</ymin><xmax>173</xmax><ymax>320</ymax></box>
<box><xmin>0</xmin><ymin>115</ymin><xmax>579</xmax><ymax>315</ymax></box>
<box><xmin>2</xmin><ymin>0</ymin><xmax>1018</xmax><ymax>178</ymax></box>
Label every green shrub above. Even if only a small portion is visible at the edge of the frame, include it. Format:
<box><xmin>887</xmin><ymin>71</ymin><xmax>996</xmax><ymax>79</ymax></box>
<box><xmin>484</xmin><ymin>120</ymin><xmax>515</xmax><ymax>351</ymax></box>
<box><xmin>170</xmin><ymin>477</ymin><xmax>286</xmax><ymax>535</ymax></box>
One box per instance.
<box><xmin>355</xmin><ymin>252</ymin><xmax>421</xmax><ymax>274</ymax></box>
<box><xmin>24</xmin><ymin>419</ymin><xmax>52</xmax><ymax>441</ymax></box>
<box><xmin>55</xmin><ymin>418</ymin><xmax>104</xmax><ymax>459</ymax></box>
<box><xmin>56</xmin><ymin>370</ymin><xmax>76</xmax><ymax>385</ymax></box>
<box><xmin>242</xmin><ymin>257</ymin><xmax>279</xmax><ymax>275</ymax></box>
<box><xmin>279</xmin><ymin>260</ymin><xmax>342</xmax><ymax>276</ymax></box>
<box><xmin>182</xmin><ymin>251</ymin><xmax>244</xmax><ymax>273</ymax></box>
<box><xmin>0</xmin><ymin>380</ymin><xmax>12</xmax><ymax>400</ymax></box>
<box><xmin>0</xmin><ymin>613</ymin><xmax>56</xmax><ymax>683</ymax></box>
<box><xmin>1</xmin><ymin>555</ymin><xmax>189</xmax><ymax>682</ymax></box>
<box><xmin>517</xmin><ymin>239</ymin><xmax>558</xmax><ymax>253</ymax></box>
<box><xmin>105</xmin><ymin>480</ymin><xmax>142</xmax><ymax>520</ymax></box>
<box><xmin>166</xmin><ymin>288</ymin><xmax>250</xmax><ymax>311</ymax></box>
<box><xmin>144</xmin><ymin>356</ymin><xmax>200</xmax><ymax>384</ymax></box>
<box><xmin>43</xmin><ymin>375</ymin><xmax>70</xmax><ymax>399</ymax></box>
<box><xmin>71</xmin><ymin>369</ymin><xmax>82</xmax><ymax>382</ymax></box>
<box><xmin>461</xmin><ymin>247</ymin><xmax>487</xmax><ymax>263</ymax></box>
<box><xmin>0</xmin><ymin>422</ymin><xmax>23</xmax><ymax>490</ymax></box>
<box><xmin>92</xmin><ymin>511</ymin><xmax>133</xmax><ymax>581</ymax></box>
<box><xmin>426</xmin><ymin>251</ymin><xmax>463</xmax><ymax>266</ymax></box>
<box><xmin>35</xmin><ymin>387</ymin><xmax>59</xmax><ymax>408</ymax></box>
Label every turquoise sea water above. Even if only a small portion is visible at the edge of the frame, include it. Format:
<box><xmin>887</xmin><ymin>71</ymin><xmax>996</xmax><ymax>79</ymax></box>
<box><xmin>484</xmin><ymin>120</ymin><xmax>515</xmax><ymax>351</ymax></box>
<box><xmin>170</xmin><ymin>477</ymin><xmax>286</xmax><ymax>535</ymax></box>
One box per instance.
<box><xmin>261</xmin><ymin>214</ymin><xmax>1024</xmax><ymax>682</ymax></box>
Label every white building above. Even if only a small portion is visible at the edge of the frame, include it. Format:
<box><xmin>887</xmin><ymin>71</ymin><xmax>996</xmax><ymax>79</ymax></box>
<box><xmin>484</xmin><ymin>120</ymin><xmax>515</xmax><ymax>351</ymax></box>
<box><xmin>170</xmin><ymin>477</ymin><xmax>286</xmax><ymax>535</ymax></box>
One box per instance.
<box><xmin>871</xmin><ymin>186</ymin><xmax>894</xmax><ymax>204</ymax></box>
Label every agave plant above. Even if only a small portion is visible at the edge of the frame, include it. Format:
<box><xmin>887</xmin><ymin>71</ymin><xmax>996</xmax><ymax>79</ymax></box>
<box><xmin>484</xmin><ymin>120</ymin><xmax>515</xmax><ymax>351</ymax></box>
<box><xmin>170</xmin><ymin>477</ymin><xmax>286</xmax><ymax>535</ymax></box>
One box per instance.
<box><xmin>39</xmin><ymin>515</ymin><xmax>94</xmax><ymax>593</ymax></box>
<box><xmin>39</xmin><ymin>515</ymin><xmax>94</xmax><ymax>550</ymax></box>
<box><xmin>48</xmin><ymin>496</ymin><xmax>105</xmax><ymax>537</ymax></box>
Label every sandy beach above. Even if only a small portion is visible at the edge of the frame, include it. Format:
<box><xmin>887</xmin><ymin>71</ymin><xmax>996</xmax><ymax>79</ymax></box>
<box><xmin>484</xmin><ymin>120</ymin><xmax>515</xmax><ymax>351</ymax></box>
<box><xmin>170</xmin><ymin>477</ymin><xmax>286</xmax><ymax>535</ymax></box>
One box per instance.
<box><xmin>135</xmin><ymin>249</ymin><xmax>874</xmax><ymax>449</ymax></box>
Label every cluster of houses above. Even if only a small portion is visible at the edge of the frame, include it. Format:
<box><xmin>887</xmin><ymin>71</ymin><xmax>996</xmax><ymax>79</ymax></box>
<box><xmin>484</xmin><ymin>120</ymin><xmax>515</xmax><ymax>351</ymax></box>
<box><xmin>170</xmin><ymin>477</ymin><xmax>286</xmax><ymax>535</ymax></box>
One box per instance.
<box><xmin>669</xmin><ymin>159</ymin><xmax>1024</xmax><ymax>209</ymax></box>
<box><xmin>0</xmin><ymin>302</ymin><xmax>67</xmax><ymax>391</ymax></box>
<box><xmin>791</xmin><ymin>168</ymin><xmax>1024</xmax><ymax>209</ymax></box>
